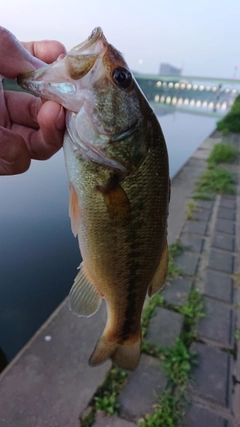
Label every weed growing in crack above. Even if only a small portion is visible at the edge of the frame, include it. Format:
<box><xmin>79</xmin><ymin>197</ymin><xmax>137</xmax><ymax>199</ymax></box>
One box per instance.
<box><xmin>161</xmin><ymin>338</ymin><xmax>196</xmax><ymax>387</ymax></box>
<box><xmin>207</xmin><ymin>143</ymin><xmax>238</xmax><ymax>165</ymax></box>
<box><xmin>141</xmin><ymin>294</ymin><xmax>164</xmax><ymax>337</ymax></box>
<box><xmin>138</xmin><ymin>389</ymin><xmax>183</xmax><ymax>427</ymax></box>
<box><xmin>93</xmin><ymin>368</ymin><xmax>127</xmax><ymax>415</ymax></box>
<box><xmin>167</xmin><ymin>242</ymin><xmax>185</xmax><ymax>282</ymax></box>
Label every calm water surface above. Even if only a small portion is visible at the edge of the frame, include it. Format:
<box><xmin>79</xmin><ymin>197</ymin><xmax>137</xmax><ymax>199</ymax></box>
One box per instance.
<box><xmin>0</xmin><ymin>111</ymin><xmax>216</xmax><ymax>363</ymax></box>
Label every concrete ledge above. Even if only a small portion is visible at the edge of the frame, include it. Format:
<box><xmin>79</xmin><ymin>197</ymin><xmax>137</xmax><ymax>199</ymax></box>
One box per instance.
<box><xmin>0</xmin><ymin>300</ymin><xmax>111</xmax><ymax>427</ymax></box>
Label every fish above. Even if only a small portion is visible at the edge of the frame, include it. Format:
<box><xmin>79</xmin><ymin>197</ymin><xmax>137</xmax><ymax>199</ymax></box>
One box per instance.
<box><xmin>18</xmin><ymin>27</ymin><xmax>170</xmax><ymax>371</ymax></box>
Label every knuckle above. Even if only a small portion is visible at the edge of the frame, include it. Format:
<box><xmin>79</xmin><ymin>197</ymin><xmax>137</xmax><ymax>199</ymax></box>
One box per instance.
<box><xmin>0</xmin><ymin>27</ymin><xmax>15</xmax><ymax>50</ymax></box>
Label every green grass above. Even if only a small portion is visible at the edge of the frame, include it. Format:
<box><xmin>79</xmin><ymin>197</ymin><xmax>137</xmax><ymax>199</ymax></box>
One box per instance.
<box><xmin>138</xmin><ymin>389</ymin><xmax>183</xmax><ymax>427</ymax></box>
<box><xmin>179</xmin><ymin>289</ymin><xmax>206</xmax><ymax>345</ymax></box>
<box><xmin>141</xmin><ymin>339</ymin><xmax>162</xmax><ymax>357</ymax></box>
<box><xmin>81</xmin><ymin>412</ymin><xmax>95</xmax><ymax>427</ymax></box>
<box><xmin>217</xmin><ymin>95</ymin><xmax>240</xmax><ymax>134</ymax></box>
<box><xmin>141</xmin><ymin>294</ymin><xmax>164</xmax><ymax>337</ymax></box>
<box><xmin>140</xmin><ymin>288</ymin><xmax>205</xmax><ymax>427</ymax></box>
<box><xmin>234</xmin><ymin>272</ymin><xmax>240</xmax><ymax>288</ymax></box>
<box><xmin>161</xmin><ymin>290</ymin><xmax>204</xmax><ymax>386</ymax></box>
<box><xmin>81</xmin><ymin>366</ymin><xmax>128</xmax><ymax>425</ymax></box>
<box><xmin>179</xmin><ymin>289</ymin><xmax>205</xmax><ymax>328</ymax></box>
<box><xmin>186</xmin><ymin>201</ymin><xmax>197</xmax><ymax>220</ymax></box>
<box><xmin>167</xmin><ymin>242</ymin><xmax>185</xmax><ymax>282</ymax></box>
<box><xmin>234</xmin><ymin>330</ymin><xmax>240</xmax><ymax>340</ymax></box>
<box><xmin>161</xmin><ymin>338</ymin><xmax>195</xmax><ymax>386</ymax></box>
<box><xmin>194</xmin><ymin>167</ymin><xmax>235</xmax><ymax>200</ymax></box>
<box><xmin>93</xmin><ymin>368</ymin><xmax>127</xmax><ymax>415</ymax></box>
<box><xmin>207</xmin><ymin>143</ymin><xmax>238</xmax><ymax>165</ymax></box>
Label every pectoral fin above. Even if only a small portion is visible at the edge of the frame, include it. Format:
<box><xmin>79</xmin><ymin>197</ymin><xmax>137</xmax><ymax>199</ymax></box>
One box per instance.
<box><xmin>97</xmin><ymin>180</ymin><xmax>131</xmax><ymax>226</ymax></box>
<box><xmin>69</xmin><ymin>263</ymin><xmax>102</xmax><ymax>317</ymax></box>
<box><xmin>148</xmin><ymin>239</ymin><xmax>169</xmax><ymax>297</ymax></box>
<box><xmin>69</xmin><ymin>184</ymin><xmax>81</xmax><ymax>237</ymax></box>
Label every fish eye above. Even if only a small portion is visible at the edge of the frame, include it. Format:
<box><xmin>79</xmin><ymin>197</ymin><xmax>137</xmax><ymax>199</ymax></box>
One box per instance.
<box><xmin>112</xmin><ymin>67</ymin><xmax>132</xmax><ymax>89</ymax></box>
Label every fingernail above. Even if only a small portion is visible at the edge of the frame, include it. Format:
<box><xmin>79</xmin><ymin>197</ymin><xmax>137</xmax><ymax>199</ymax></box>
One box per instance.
<box><xmin>56</xmin><ymin>106</ymin><xmax>65</xmax><ymax>131</ymax></box>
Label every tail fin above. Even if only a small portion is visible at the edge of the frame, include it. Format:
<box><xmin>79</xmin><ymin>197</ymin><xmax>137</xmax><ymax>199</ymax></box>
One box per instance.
<box><xmin>89</xmin><ymin>333</ymin><xmax>141</xmax><ymax>371</ymax></box>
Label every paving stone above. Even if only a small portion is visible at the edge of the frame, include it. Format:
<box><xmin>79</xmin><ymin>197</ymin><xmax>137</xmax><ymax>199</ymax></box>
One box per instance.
<box><xmin>221</xmin><ymin>194</ymin><xmax>237</xmax><ymax>200</ymax></box>
<box><xmin>196</xmin><ymin>200</ymin><xmax>214</xmax><ymax>210</ymax></box>
<box><xmin>162</xmin><ymin>277</ymin><xmax>193</xmax><ymax>306</ymax></box>
<box><xmin>218</xmin><ymin>207</ymin><xmax>236</xmax><ymax>221</ymax></box>
<box><xmin>190</xmin><ymin>342</ymin><xmax>231</xmax><ymax>407</ymax></box>
<box><xmin>219</xmin><ymin>198</ymin><xmax>236</xmax><ymax>210</ymax></box>
<box><xmin>146</xmin><ymin>307</ymin><xmax>183</xmax><ymax>347</ymax></box>
<box><xmin>216</xmin><ymin>219</ymin><xmax>235</xmax><ymax>235</ymax></box>
<box><xmin>210</xmin><ymin>129</ymin><xmax>222</xmax><ymax>139</ymax></box>
<box><xmin>232</xmin><ymin>383</ymin><xmax>240</xmax><ymax>424</ymax></box>
<box><xmin>175</xmin><ymin>252</ymin><xmax>199</xmax><ymax>276</ymax></box>
<box><xmin>208</xmin><ymin>249</ymin><xmax>234</xmax><ymax>274</ymax></box>
<box><xmin>119</xmin><ymin>354</ymin><xmax>167</xmax><ymax>421</ymax></box>
<box><xmin>204</xmin><ymin>270</ymin><xmax>233</xmax><ymax>303</ymax></box>
<box><xmin>198</xmin><ymin>297</ymin><xmax>233</xmax><ymax>348</ymax></box>
<box><xmin>192</xmin><ymin>208</ymin><xmax>212</xmax><ymax>222</ymax></box>
<box><xmin>180</xmin><ymin>233</ymin><xmax>204</xmax><ymax>253</ymax></box>
<box><xmin>212</xmin><ymin>233</ymin><xmax>235</xmax><ymax>252</ymax></box>
<box><xmin>183</xmin><ymin>220</ymin><xmax>208</xmax><ymax>235</ymax></box>
<box><xmin>183</xmin><ymin>402</ymin><xmax>227</xmax><ymax>427</ymax></box>
<box><xmin>0</xmin><ymin>301</ymin><xmax>111</xmax><ymax>427</ymax></box>
<box><xmin>93</xmin><ymin>411</ymin><xmax>137</xmax><ymax>427</ymax></box>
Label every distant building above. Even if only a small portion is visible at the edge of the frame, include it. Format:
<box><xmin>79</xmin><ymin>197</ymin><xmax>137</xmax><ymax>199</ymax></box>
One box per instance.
<box><xmin>159</xmin><ymin>63</ymin><xmax>182</xmax><ymax>76</ymax></box>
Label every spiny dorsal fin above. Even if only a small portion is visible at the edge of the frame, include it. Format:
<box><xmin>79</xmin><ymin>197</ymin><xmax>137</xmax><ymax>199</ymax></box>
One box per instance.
<box><xmin>69</xmin><ymin>184</ymin><xmax>81</xmax><ymax>237</ymax></box>
<box><xmin>68</xmin><ymin>263</ymin><xmax>102</xmax><ymax>317</ymax></box>
<box><xmin>148</xmin><ymin>239</ymin><xmax>169</xmax><ymax>297</ymax></box>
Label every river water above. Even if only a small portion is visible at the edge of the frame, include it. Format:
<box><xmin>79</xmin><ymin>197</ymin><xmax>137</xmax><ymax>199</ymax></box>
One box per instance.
<box><xmin>0</xmin><ymin>111</ymin><xmax>217</xmax><ymax>364</ymax></box>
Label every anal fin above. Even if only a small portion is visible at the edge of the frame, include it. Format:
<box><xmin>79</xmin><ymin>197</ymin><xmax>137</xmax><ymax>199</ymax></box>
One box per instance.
<box><xmin>69</xmin><ymin>263</ymin><xmax>102</xmax><ymax>317</ymax></box>
<box><xmin>148</xmin><ymin>239</ymin><xmax>169</xmax><ymax>297</ymax></box>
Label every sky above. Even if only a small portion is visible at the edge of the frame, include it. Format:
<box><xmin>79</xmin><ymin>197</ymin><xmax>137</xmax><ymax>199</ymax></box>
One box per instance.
<box><xmin>1</xmin><ymin>0</ymin><xmax>240</xmax><ymax>78</ymax></box>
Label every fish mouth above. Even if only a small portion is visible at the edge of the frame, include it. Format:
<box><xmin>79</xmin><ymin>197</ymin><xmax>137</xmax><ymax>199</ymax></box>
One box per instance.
<box><xmin>70</xmin><ymin>27</ymin><xmax>105</xmax><ymax>54</ymax></box>
<box><xmin>17</xmin><ymin>27</ymin><xmax>107</xmax><ymax>110</ymax></box>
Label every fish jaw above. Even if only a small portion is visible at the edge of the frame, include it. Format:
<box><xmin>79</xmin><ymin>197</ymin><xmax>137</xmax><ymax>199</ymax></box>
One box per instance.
<box><xmin>17</xmin><ymin>27</ymin><xmax>107</xmax><ymax>112</ymax></box>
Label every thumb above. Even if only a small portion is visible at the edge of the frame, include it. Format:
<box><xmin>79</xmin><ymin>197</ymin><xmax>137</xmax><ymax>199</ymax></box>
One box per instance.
<box><xmin>0</xmin><ymin>26</ymin><xmax>44</xmax><ymax>79</ymax></box>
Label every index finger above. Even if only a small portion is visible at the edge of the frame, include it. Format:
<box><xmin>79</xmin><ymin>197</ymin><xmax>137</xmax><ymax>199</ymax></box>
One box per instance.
<box><xmin>0</xmin><ymin>26</ymin><xmax>43</xmax><ymax>78</ymax></box>
<box><xmin>21</xmin><ymin>40</ymin><xmax>66</xmax><ymax>65</ymax></box>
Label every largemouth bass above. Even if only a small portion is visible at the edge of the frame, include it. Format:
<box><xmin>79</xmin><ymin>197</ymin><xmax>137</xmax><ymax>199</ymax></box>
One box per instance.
<box><xmin>18</xmin><ymin>28</ymin><xmax>170</xmax><ymax>370</ymax></box>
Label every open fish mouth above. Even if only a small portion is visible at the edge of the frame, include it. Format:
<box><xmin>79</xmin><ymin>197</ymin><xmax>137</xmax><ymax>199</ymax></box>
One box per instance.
<box><xmin>70</xmin><ymin>27</ymin><xmax>105</xmax><ymax>54</ymax></box>
<box><xmin>17</xmin><ymin>27</ymin><xmax>107</xmax><ymax>110</ymax></box>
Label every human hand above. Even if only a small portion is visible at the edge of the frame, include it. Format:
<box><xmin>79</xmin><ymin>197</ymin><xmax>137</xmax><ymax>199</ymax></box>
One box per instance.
<box><xmin>0</xmin><ymin>26</ymin><xmax>66</xmax><ymax>175</ymax></box>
